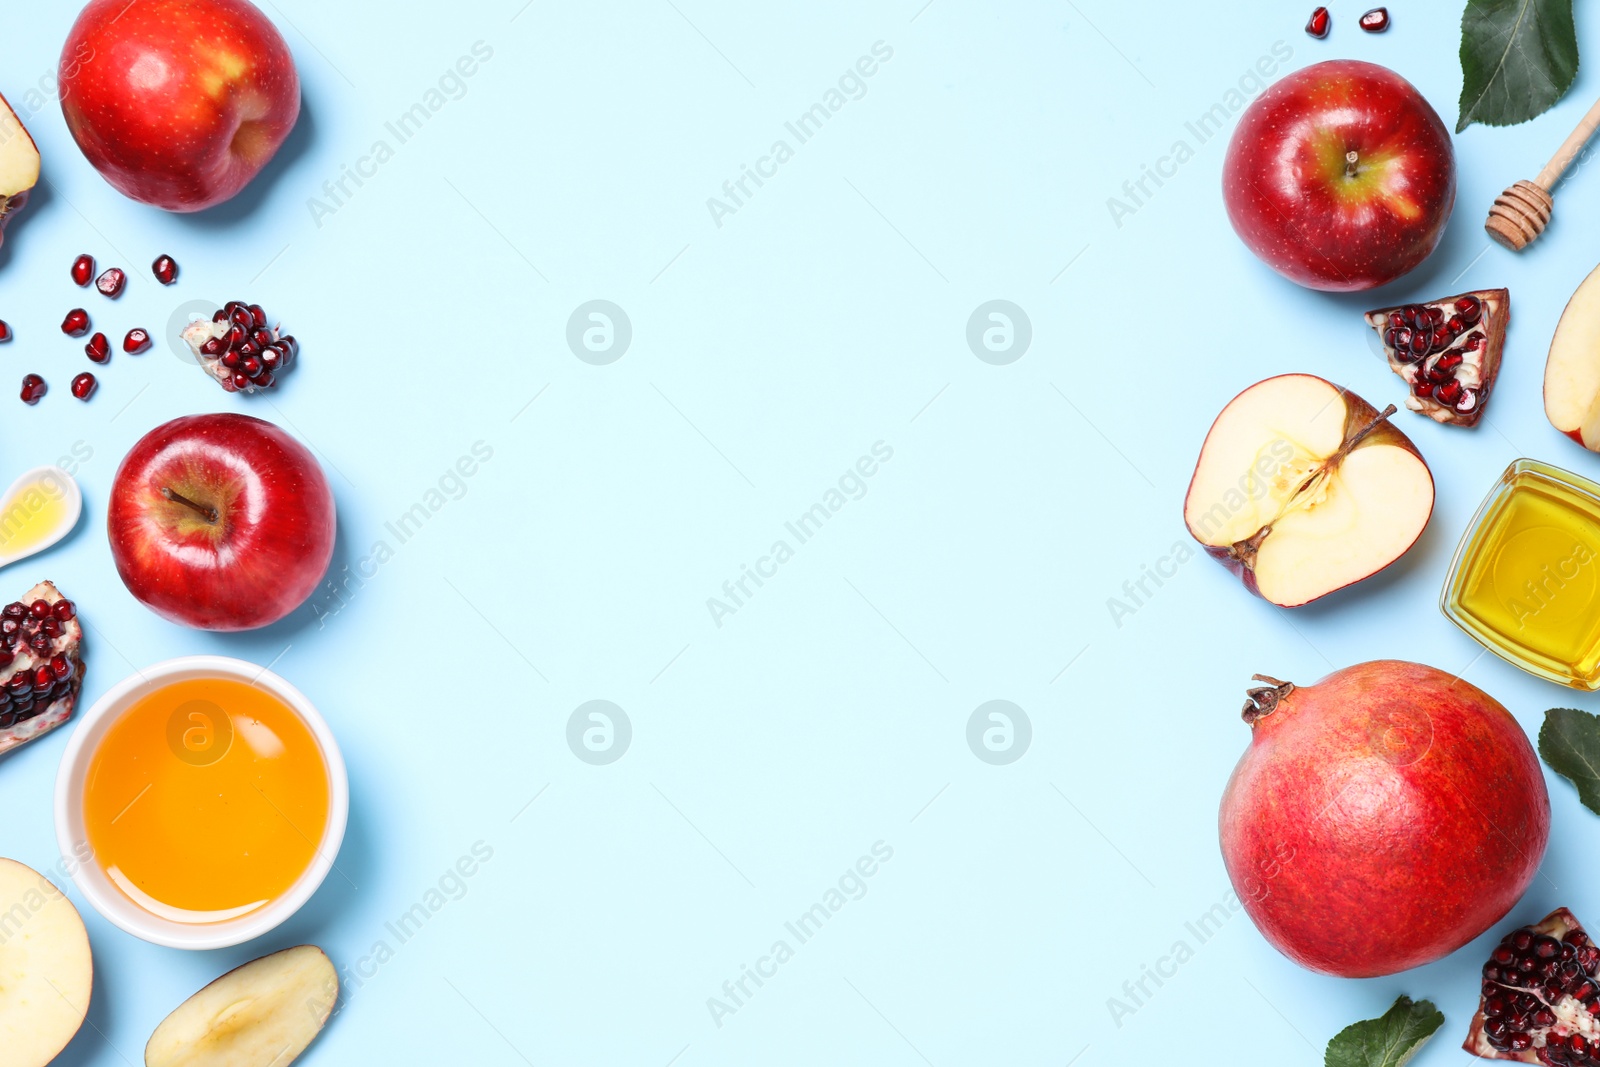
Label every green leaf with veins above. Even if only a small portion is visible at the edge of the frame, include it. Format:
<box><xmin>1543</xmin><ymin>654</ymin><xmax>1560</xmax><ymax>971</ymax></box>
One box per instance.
<box><xmin>1324</xmin><ymin>996</ymin><xmax>1444</xmax><ymax>1067</ymax></box>
<box><xmin>1539</xmin><ymin>707</ymin><xmax>1600</xmax><ymax>815</ymax></box>
<box><xmin>1458</xmin><ymin>0</ymin><xmax>1579</xmax><ymax>132</ymax></box>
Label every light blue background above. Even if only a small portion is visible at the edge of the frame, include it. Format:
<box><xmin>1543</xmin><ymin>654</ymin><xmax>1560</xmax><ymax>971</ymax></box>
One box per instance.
<box><xmin>2</xmin><ymin>0</ymin><xmax>1598</xmax><ymax>1063</ymax></box>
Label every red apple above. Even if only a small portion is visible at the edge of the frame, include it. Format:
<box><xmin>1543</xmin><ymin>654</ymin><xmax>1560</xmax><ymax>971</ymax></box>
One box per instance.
<box><xmin>1222</xmin><ymin>60</ymin><xmax>1456</xmax><ymax>291</ymax></box>
<box><xmin>1220</xmin><ymin>661</ymin><xmax>1548</xmax><ymax>977</ymax></box>
<box><xmin>58</xmin><ymin>0</ymin><xmax>300</xmax><ymax>212</ymax></box>
<box><xmin>108</xmin><ymin>414</ymin><xmax>334</xmax><ymax>630</ymax></box>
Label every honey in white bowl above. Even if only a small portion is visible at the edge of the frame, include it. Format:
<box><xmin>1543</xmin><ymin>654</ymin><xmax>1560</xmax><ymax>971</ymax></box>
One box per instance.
<box><xmin>83</xmin><ymin>676</ymin><xmax>330</xmax><ymax>923</ymax></box>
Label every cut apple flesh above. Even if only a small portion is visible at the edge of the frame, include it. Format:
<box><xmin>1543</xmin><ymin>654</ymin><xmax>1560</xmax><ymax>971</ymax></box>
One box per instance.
<box><xmin>1546</xmin><ymin>264</ymin><xmax>1600</xmax><ymax>450</ymax></box>
<box><xmin>0</xmin><ymin>857</ymin><xmax>92</xmax><ymax>1067</ymax></box>
<box><xmin>1184</xmin><ymin>374</ymin><xmax>1434</xmax><ymax>607</ymax></box>
<box><xmin>145</xmin><ymin>945</ymin><xmax>337</xmax><ymax>1067</ymax></box>
<box><xmin>0</xmin><ymin>92</ymin><xmax>39</xmax><ymax>242</ymax></box>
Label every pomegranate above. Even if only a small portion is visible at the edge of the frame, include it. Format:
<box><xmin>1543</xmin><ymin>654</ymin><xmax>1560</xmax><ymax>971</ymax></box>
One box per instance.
<box><xmin>71</xmin><ymin>372</ymin><xmax>95</xmax><ymax>400</ymax></box>
<box><xmin>1306</xmin><ymin>6</ymin><xmax>1330</xmax><ymax>37</ymax></box>
<box><xmin>151</xmin><ymin>254</ymin><xmax>177</xmax><ymax>285</ymax></box>
<box><xmin>70</xmin><ymin>253</ymin><xmax>92</xmax><ymax>286</ymax></box>
<box><xmin>1361</xmin><ymin>7</ymin><xmax>1390</xmax><ymax>32</ymax></box>
<box><xmin>1465</xmin><ymin>909</ymin><xmax>1600</xmax><ymax>1062</ymax></box>
<box><xmin>20</xmin><ymin>374</ymin><xmax>45</xmax><ymax>404</ymax></box>
<box><xmin>1219</xmin><ymin>660</ymin><xmax>1549</xmax><ymax>977</ymax></box>
<box><xmin>180</xmin><ymin>300</ymin><xmax>294</xmax><ymax>393</ymax></box>
<box><xmin>95</xmin><ymin>266</ymin><xmax>125</xmax><ymax>297</ymax></box>
<box><xmin>0</xmin><ymin>582</ymin><xmax>83</xmax><ymax>755</ymax></box>
<box><xmin>61</xmin><ymin>309</ymin><xmax>88</xmax><ymax>337</ymax></box>
<box><xmin>1366</xmin><ymin>288</ymin><xmax>1508</xmax><ymax>426</ymax></box>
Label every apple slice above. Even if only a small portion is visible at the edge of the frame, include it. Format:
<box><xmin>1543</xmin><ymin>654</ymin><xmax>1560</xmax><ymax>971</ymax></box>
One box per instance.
<box><xmin>1184</xmin><ymin>374</ymin><xmax>1434</xmax><ymax>607</ymax></box>
<box><xmin>1365</xmin><ymin>288</ymin><xmax>1508</xmax><ymax>427</ymax></box>
<box><xmin>0</xmin><ymin>92</ymin><xmax>39</xmax><ymax>248</ymax></box>
<box><xmin>145</xmin><ymin>945</ymin><xmax>337</xmax><ymax>1067</ymax></box>
<box><xmin>1545</xmin><ymin>264</ymin><xmax>1600</xmax><ymax>450</ymax></box>
<box><xmin>0</xmin><ymin>858</ymin><xmax>93</xmax><ymax>1067</ymax></box>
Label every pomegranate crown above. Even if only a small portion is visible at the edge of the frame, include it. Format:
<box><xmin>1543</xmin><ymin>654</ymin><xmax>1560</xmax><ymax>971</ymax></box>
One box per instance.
<box><xmin>1242</xmin><ymin>674</ymin><xmax>1295</xmax><ymax>726</ymax></box>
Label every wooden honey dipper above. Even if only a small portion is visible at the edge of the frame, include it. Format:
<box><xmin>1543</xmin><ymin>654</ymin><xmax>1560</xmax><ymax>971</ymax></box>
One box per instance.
<box><xmin>1486</xmin><ymin>93</ymin><xmax>1600</xmax><ymax>250</ymax></box>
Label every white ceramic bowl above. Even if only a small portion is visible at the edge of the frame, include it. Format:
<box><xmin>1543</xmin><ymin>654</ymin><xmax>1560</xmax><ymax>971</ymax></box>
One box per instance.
<box><xmin>54</xmin><ymin>656</ymin><xmax>348</xmax><ymax>950</ymax></box>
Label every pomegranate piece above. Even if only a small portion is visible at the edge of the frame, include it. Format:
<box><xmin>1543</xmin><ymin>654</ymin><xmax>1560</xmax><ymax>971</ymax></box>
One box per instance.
<box><xmin>19</xmin><ymin>374</ymin><xmax>44</xmax><ymax>404</ymax></box>
<box><xmin>70</xmin><ymin>254</ymin><xmax>93</xmax><ymax>287</ymax></box>
<box><xmin>180</xmin><ymin>300</ymin><xmax>295</xmax><ymax>394</ymax></box>
<box><xmin>95</xmin><ymin>267</ymin><xmax>125</xmax><ymax>298</ymax></box>
<box><xmin>151</xmin><ymin>254</ymin><xmax>177</xmax><ymax>285</ymax></box>
<box><xmin>1464</xmin><ymin>908</ymin><xmax>1600</xmax><ymax>1062</ymax></box>
<box><xmin>84</xmin><ymin>332</ymin><xmax>109</xmax><ymax>364</ymax></box>
<box><xmin>70</xmin><ymin>372</ymin><xmax>95</xmax><ymax>400</ymax></box>
<box><xmin>1306</xmin><ymin>6</ymin><xmax>1330</xmax><ymax>37</ymax></box>
<box><xmin>1365</xmin><ymin>288</ymin><xmax>1509</xmax><ymax>427</ymax></box>
<box><xmin>122</xmin><ymin>328</ymin><xmax>150</xmax><ymax>354</ymax></box>
<box><xmin>61</xmin><ymin>309</ymin><xmax>89</xmax><ymax>337</ymax></box>
<box><xmin>0</xmin><ymin>582</ymin><xmax>84</xmax><ymax>754</ymax></box>
<box><xmin>1360</xmin><ymin>7</ymin><xmax>1390</xmax><ymax>32</ymax></box>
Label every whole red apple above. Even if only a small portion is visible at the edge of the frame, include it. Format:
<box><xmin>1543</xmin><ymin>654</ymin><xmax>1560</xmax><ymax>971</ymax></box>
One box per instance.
<box><xmin>58</xmin><ymin>0</ymin><xmax>300</xmax><ymax>212</ymax></box>
<box><xmin>108</xmin><ymin>414</ymin><xmax>334</xmax><ymax>630</ymax></box>
<box><xmin>1219</xmin><ymin>660</ymin><xmax>1548</xmax><ymax>977</ymax></box>
<box><xmin>1222</xmin><ymin>60</ymin><xmax>1456</xmax><ymax>291</ymax></box>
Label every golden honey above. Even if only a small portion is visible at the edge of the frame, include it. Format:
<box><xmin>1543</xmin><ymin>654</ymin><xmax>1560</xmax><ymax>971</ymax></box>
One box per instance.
<box><xmin>1442</xmin><ymin>459</ymin><xmax>1600</xmax><ymax>688</ymax></box>
<box><xmin>83</xmin><ymin>677</ymin><xmax>330</xmax><ymax>923</ymax></box>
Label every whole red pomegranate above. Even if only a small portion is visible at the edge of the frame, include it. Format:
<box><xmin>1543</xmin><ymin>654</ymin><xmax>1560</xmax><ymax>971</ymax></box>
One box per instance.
<box><xmin>1219</xmin><ymin>660</ymin><xmax>1548</xmax><ymax>977</ymax></box>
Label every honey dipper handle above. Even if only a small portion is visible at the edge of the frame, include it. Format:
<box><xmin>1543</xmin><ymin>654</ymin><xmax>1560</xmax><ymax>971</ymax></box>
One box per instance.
<box><xmin>1534</xmin><ymin>93</ymin><xmax>1600</xmax><ymax>190</ymax></box>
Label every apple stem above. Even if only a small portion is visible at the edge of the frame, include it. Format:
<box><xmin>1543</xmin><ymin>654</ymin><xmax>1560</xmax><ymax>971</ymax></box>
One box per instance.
<box><xmin>1242</xmin><ymin>674</ymin><xmax>1295</xmax><ymax>726</ymax></box>
<box><xmin>161</xmin><ymin>487</ymin><xmax>219</xmax><ymax>525</ymax></box>
<box><xmin>1329</xmin><ymin>403</ymin><xmax>1398</xmax><ymax>464</ymax></box>
<box><xmin>1345</xmin><ymin>150</ymin><xmax>1359</xmax><ymax>178</ymax></box>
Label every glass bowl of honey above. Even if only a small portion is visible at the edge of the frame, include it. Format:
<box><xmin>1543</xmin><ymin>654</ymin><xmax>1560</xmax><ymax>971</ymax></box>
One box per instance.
<box><xmin>53</xmin><ymin>656</ymin><xmax>348</xmax><ymax>949</ymax></box>
<box><xmin>1441</xmin><ymin>458</ymin><xmax>1600</xmax><ymax>689</ymax></box>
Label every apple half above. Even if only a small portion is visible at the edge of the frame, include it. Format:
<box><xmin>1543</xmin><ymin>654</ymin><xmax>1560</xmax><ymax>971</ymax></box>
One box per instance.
<box><xmin>0</xmin><ymin>92</ymin><xmax>39</xmax><ymax>247</ymax></box>
<box><xmin>1183</xmin><ymin>374</ymin><xmax>1435</xmax><ymax>607</ymax></box>
<box><xmin>145</xmin><ymin>945</ymin><xmax>337</xmax><ymax>1067</ymax></box>
<box><xmin>0</xmin><ymin>858</ymin><xmax>93</xmax><ymax>1067</ymax></box>
<box><xmin>1545</xmin><ymin>263</ymin><xmax>1600</xmax><ymax>449</ymax></box>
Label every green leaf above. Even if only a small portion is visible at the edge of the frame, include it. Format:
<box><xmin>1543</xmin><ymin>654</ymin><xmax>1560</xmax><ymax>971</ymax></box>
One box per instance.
<box><xmin>1458</xmin><ymin>0</ymin><xmax>1579</xmax><ymax>132</ymax></box>
<box><xmin>1539</xmin><ymin>707</ymin><xmax>1600</xmax><ymax>814</ymax></box>
<box><xmin>1325</xmin><ymin>996</ymin><xmax>1444</xmax><ymax>1067</ymax></box>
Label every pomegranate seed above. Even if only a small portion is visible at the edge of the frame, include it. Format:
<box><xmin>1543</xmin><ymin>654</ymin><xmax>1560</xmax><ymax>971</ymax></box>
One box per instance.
<box><xmin>70</xmin><ymin>372</ymin><xmax>95</xmax><ymax>400</ymax></box>
<box><xmin>30</xmin><ymin>600</ymin><xmax>50</xmax><ymax>619</ymax></box>
<box><xmin>1412</xmin><ymin>378</ymin><xmax>1433</xmax><ymax>398</ymax></box>
<box><xmin>61</xmin><ymin>309</ymin><xmax>89</xmax><ymax>336</ymax></box>
<box><xmin>255</xmin><ymin>369</ymin><xmax>274</xmax><ymax>389</ymax></box>
<box><xmin>1463</xmin><ymin>334</ymin><xmax>1484</xmax><ymax>352</ymax></box>
<box><xmin>201</xmin><ymin>336</ymin><xmax>225</xmax><ymax>357</ymax></box>
<box><xmin>1359</xmin><ymin>7</ymin><xmax>1389</xmax><ymax>31</ymax></box>
<box><xmin>19</xmin><ymin>374</ymin><xmax>44</xmax><ymax>404</ymax></box>
<box><xmin>251</xmin><ymin>327</ymin><xmax>272</xmax><ymax>347</ymax></box>
<box><xmin>1438</xmin><ymin>352</ymin><xmax>1465</xmax><ymax>373</ymax></box>
<box><xmin>1537</xmin><ymin>936</ymin><xmax>1563</xmax><ymax>958</ymax></box>
<box><xmin>152</xmin><ymin>254</ymin><xmax>178</xmax><ymax>285</ymax></box>
<box><xmin>1426</xmin><ymin>305</ymin><xmax>1445</xmax><ymax>326</ymax></box>
<box><xmin>241</xmin><ymin>356</ymin><xmax>262</xmax><ymax>377</ymax></box>
<box><xmin>1425</xmin><ymin>359</ymin><xmax>1452</xmax><ymax>384</ymax></box>
<box><xmin>1446</xmin><ymin>315</ymin><xmax>1465</xmax><ymax>334</ymax></box>
<box><xmin>84</xmin><ymin>332</ymin><xmax>110</xmax><ymax>363</ymax></box>
<box><xmin>1387</xmin><ymin>311</ymin><xmax>1405</xmax><ymax>330</ymax></box>
<box><xmin>52</xmin><ymin>600</ymin><xmax>73</xmax><ymax>621</ymax></box>
<box><xmin>123</xmin><ymin>328</ymin><xmax>151</xmax><ymax>353</ymax></box>
<box><xmin>0</xmin><ymin>320</ymin><xmax>10</xmax><ymax>342</ymax></box>
<box><xmin>95</xmin><ymin>267</ymin><xmax>126</xmax><ymax>298</ymax></box>
<box><xmin>70</xmin><ymin>254</ymin><xmax>93</xmax><ymax>286</ymax></box>
<box><xmin>260</xmin><ymin>347</ymin><xmax>282</xmax><ymax>369</ymax></box>
<box><xmin>229</xmin><ymin>306</ymin><xmax>252</xmax><ymax>330</ymax></box>
<box><xmin>49</xmin><ymin>654</ymin><xmax>70</xmax><ymax>679</ymax></box>
<box><xmin>227</xmin><ymin>323</ymin><xmax>248</xmax><ymax>347</ymax></box>
<box><xmin>231</xmin><ymin>371</ymin><xmax>251</xmax><ymax>391</ymax></box>
<box><xmin>221</xmin><ymin>351</ymin><xmax>241</xmax><ymax>369</ymax></box>
<box><xmin>1306</xmin><ymin>6</ymin><xmax>1330</xmax><ymax>37</ymax></box>
<box><xmin>212</xmin><ymin>309</ymin><xmax>228</xmax><ymax>323</ymax></box>
<box><xmin>248</xmin><ymin>304</ymin><xmax>267</xmax><ymax>328</ymax></box>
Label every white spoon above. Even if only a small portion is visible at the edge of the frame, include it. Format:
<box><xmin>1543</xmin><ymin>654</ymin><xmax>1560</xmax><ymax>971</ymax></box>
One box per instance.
<box><xmin>0</xmin><ymin>466</ymin><xmax>82</xmax><ymax>567</ymax></box>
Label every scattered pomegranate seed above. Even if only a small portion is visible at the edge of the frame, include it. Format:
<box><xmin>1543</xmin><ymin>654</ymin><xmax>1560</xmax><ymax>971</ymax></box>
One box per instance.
<box><xmin>123</xmin><ymin>328</ymin><xmax>150</xmax><ymax>354</ymax></box>
<box><xmin>95</xmin><ymin>267</ymin><xmax>125</xmax><ymax>298</ymax></box>
<box><xmin>70</xmin><ymin>255</ymin><xmax>93</xmax><ymax>287</ymax></box>
<box><xmin>151</xmin><ymin>254</ymin><xmax>178</xmax><ymax>285</ymax></box>
<box><xmin>1359</xmin><ymin>7</ymin><xmax>1389</xmax><ymax>32</ymax></box>
<box><xmin>1306</xmin><ymin>6</ymin><xmax>1330</xmax><ymax>37</ymax></box>
<box><xmin>70</xmin><ymin>373</ymin><xmax>96</xmax><ymax>401</ymax></box>
<box><xmin>0</xmin><ymin>320</ymin><xmax>10</xmax><ymax>342</ymax></box>
<box><xmin>60</xmin><ymin>309</ymin><xmax>88</xmax><ymax>336</ymax></box>
<box><xmin>19</xmin><ymin>375</ymin><xmax>44</xmax><ymax>404</ymax></box>
<box><xmin>84</xmin><ymin>333</ymin><xmax>109</xmax><ymax>364</ymax></box>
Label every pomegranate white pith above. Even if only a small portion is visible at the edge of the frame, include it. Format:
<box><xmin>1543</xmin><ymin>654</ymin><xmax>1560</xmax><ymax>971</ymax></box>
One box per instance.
<box><xmin>1365</xmin><ymin>288</ymin><xmax>1508</xmax><ymax>426</ymax></box>
<box><xmin>1183</xmin><ymin>374</ymin><xmax>1434</xmax><ymax>607</ymax></box>
<box><xmin>0</xmin><ymin>581</ymin><xmax>83</xmax><ymax>755</ymax></box>
<box><xmin>1465</xmin><ymin>908</ymin><xmax>1600</xmax><ymax>1063</ymax></box>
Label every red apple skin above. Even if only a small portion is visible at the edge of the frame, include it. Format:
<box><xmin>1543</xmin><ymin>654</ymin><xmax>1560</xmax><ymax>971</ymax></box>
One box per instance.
<box><xmin>1219</xmin><ymin>661</ymin><xmax>1548</xmax><ymax>977</ymax></box>
<box><xmin>58</xmin><ymin>0</ymin><xmax>300</xmax><ymax>212</ymax></box>
<box><xmin>108</xmin><ymin>414</ymin><xmax>334</xmax><ymax>631</ymax></box>
<box><xmin>1222</xmin><ymin>60</ymin><xmax>1456</xmax><ymax>291</ymax></box>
